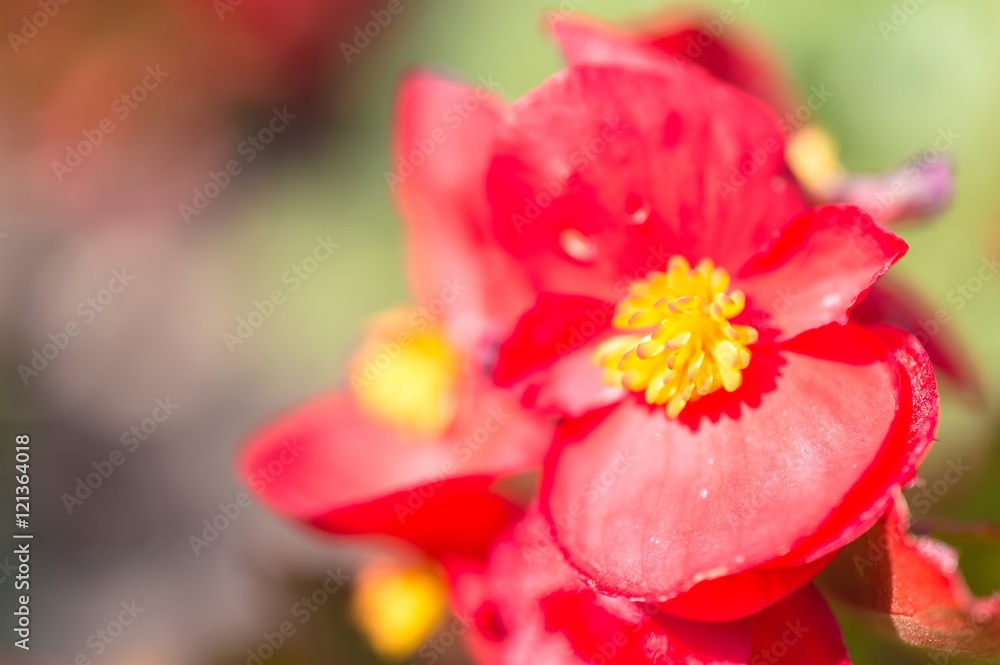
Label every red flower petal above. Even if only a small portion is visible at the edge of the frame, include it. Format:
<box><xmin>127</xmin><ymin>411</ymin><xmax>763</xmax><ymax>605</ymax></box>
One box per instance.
<box><xmin>852</xmin><ymin>279</ymin><xmax>983</xmax><ymax>401</ymax></box>
<box><xmin>239</xmin><ymin>387</ymin><xmax>547</xmax><ymax>561</ymax></box>
<box><xmin>769</xmin><ymin>326</ymin><xmax>937</xmax><ymax>568</ymax></box>
<box><xmin>493</xmin><ymin>292</ymin><xmax>612</xmax><ymax>386</ymax></box>
<box><xmin>737</xmin><ymin>205</ymin><xmax>908</xmax><ymax>341</ymax></box>
<box><xmin>541</xmin><ymin>323</ymin><xmax>935</xmax><ymax>614</ymax></box>
<box><xmin>823</xmin><ymin>494</ymin><xmax>1000</xmax><ymax>658</ymax></box>
<box><xmin>451</xmin><ymin>510</ymin><xmax>752</xmax><ymax>665</ymax></box>
<box><xmin>548</xmin><ymin>14</ymin><xmax>689</xmax><ymax>74</ymax></box>
<box><xmin>549</xmin><ymin>13</ymin><xmax>797</xmax><ymax>117</ymax></box>
<box><xmin>527</xmin><ymin>333</ymin><xmax>626</xmax><ymax>418</ymax></box>
<box><xmin>394</xmin><ymin>72</ymin><xmax>534</xmax><ymax>347</ymax></box>
<box><xmin>747</xmin><ymin>585</ymin><xmax>852</xmax><ymax>665</ymax></box>
<box><xmin>492</xmin><ymin>292</ymin><xmax>625</xmax><ymax>416</ymax></box>
<box><xmin>486</xmin><ymin>64</ymin><xmax>808</xmax><ymax>301</ymax></box>
<box><xmin>658</xmin><ymin>555</ymin><xmax>835</xmax><ymax>622</ymax></box>
<box><xmin>543</xmin><ymin>590</ymin><xmax>751</xmax><ymax>665</ymax></box>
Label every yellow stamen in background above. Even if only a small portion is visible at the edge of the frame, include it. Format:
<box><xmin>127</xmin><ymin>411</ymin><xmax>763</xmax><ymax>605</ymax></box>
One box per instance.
<box><xmin>350</xmin><ymin>310</ymin><xmax>461</xmax><ymax>438</ymax></box>
<box><xmin>352</xmin><ymin>562</ymin><xmax>448</xmax><ymax>661</ymax></box>
<box><xmin>595</xmin><ymin>257</ymin><xmax>758</xmax><ymax>418</ymax></box>
<box><xmin>786</xmin><ymin>124</ymin><xmax>844</xmax><ymax>198</ymax></box>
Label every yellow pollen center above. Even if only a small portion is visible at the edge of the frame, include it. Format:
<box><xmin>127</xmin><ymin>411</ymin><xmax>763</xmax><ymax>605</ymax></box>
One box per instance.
<box><xmin>595</xmin><ymin>256</ymin><xmax>758</xmax><ymax>418</ymax></box>
<box><xmin>351</xmin><ymin>310</ymin><xmax>460</xmax><ymax>438</ymax></box>
<box><xmin>352</xmin><ymin>562</ymin><xmax>448</xmax><ymax>660</ymax></box>
<box><xmin>786</xmin><ymin>124</ymin><xmax>844</xmax><ymax>197</ymax></box>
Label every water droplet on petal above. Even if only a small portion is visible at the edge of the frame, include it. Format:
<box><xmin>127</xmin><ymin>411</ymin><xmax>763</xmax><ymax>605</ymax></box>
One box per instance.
<box><xmin>559</xmin><ymin>228</ymin><xmax>597</xmax><ymax>262</ymax></box>
<box><xmin>625</xmin><ymin>193</ymin><xmax>650</xmax><ymax>225</ymax></box>
<box><xmin>699</xmin><ymin>488</ymin><xmax>708</xmax><ymax>499</ymax></box>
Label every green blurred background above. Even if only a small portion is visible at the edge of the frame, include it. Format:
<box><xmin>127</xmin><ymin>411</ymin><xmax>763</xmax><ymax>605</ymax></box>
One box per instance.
<box><xmin>1</xmin><ymin>0</ymin><xmax>999</xmax><ymax>663</ymax></box>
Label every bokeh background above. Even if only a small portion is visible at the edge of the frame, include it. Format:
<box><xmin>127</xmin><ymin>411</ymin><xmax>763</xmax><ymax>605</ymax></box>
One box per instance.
<box><xmin>1</xmin><ymin>0</ymin><xmax>999</xmax><ymax>663</ymax></box>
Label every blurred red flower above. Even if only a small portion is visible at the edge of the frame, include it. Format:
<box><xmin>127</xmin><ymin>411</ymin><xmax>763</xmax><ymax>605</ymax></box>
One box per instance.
<box><xmin>0</xmin><ymin>0</ymin><xmax>371</xmax><ymax>221</ymax></box>
<box><xmin>239</xmin><ymin>73</ymin><xmax>551</xmax><ymax>562</ymax></box>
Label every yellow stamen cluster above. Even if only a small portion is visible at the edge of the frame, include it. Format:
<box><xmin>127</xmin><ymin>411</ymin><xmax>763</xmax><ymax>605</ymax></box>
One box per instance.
<box><xmin>350</xmin><ymin>310</ymin><xmax>460</xmax><ymax>437</ymax></box>
<box><xmin>595</xmin><ymin>256</ymin><xmax>758</xmax><ymax>418</ymax></box>
<box><xmin>786</xmin><ymin>124</ymin><xmax>844</xmax><ymax>198</ymax></box>
<box><xmin>352</xmin><ymin>562</ymin><xmax>448</xmax><ymax>660</ymax></box>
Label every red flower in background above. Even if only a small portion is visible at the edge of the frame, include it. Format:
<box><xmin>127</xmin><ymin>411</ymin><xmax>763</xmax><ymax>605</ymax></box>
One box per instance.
<box><xmin>484</xmin><ymin>29</ymin><xmax>938</xmax><ymax>620</ymax></box>
<box><xmin>240</xmin><ymin>73</ymin><xmax>550</xmax><ymax>563</ymax></box>
<box><xmin>239</xmin><ymin>72</ymin><xmax>552</xmax><ymax>660</ymax></box>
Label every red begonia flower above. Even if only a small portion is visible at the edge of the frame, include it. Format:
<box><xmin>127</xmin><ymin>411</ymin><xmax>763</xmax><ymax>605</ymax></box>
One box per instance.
<box><xmin>485</xmin><ymin>57</ymin><xmax>938</xmax><ymax>618</ymax></box>
<box><xmin>451</xmin><ymin>509</ymin><xmax>852</xmax><ymax>664</ymax></box>
<box><xmin>823</xmin><ymin>493</ymin><xmax>1000</xmax><ymax>658</ymax></box>
<box><xmin>238</xmin><ymin>72</ymin><xmax>550</xmax><ymax>563</ymax></box>
<box><xmin>545</xmin><ymin>14</ymin><xmax>979</xmax><ymax>403</ymax></box>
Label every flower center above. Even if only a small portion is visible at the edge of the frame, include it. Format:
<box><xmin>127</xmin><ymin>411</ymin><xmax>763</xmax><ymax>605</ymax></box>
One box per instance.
<box><xmin>352</xmin><ymin>561</ymin><xmax>447</xmax><ymax>660</ymax></box>
<box><xmin>350</xmin><ymin>310</ymin><xmax>460</xmax><ymax>437</ymax></box>
<box><xmin>595</xmin><ymin>256</ymin><xmax>758</xmax><ymax>418</ymax></box>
